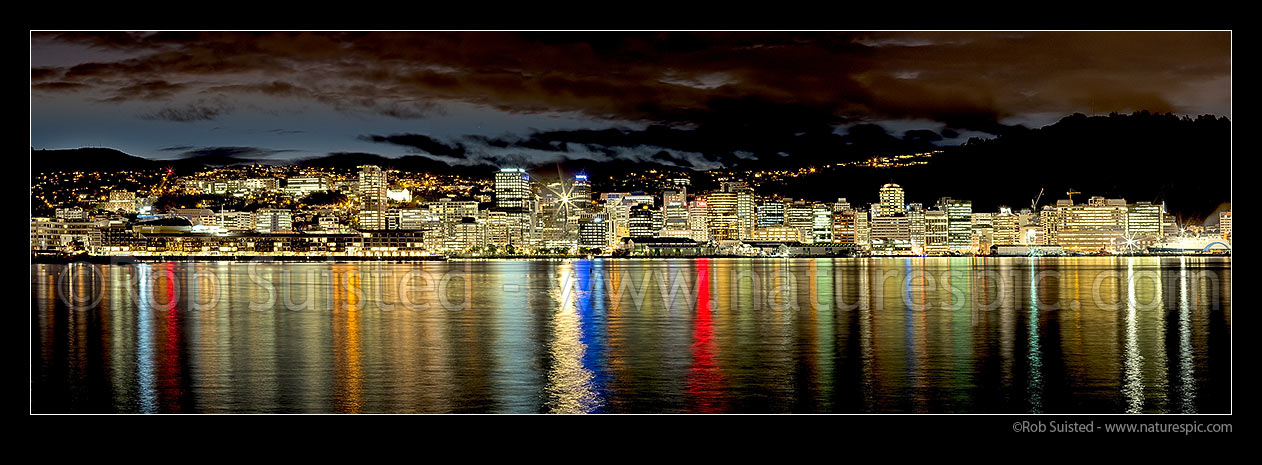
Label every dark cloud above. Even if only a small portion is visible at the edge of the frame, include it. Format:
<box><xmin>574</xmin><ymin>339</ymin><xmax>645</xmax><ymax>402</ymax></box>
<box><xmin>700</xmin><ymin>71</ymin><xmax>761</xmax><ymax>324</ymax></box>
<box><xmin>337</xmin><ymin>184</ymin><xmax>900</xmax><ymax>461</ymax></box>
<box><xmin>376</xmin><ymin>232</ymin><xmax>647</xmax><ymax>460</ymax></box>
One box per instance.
<box><xmin>32</xmin><ymin>31</ymin><xmax>1230</xmax><ymax>145</ymax></box>
<box><xmin>359</xmin><ymin>134</ymin><xmax>468</xmax><ymax>158</ymax></box>
<box><xmin>139</xmin><ymin>101</ymin><xmax>232</xmax><ymax>122</ymax></box>
<box><xmin>161</xmin><ymin>146</ymin><xmax>297</xmax><ymax>164</ymax></box>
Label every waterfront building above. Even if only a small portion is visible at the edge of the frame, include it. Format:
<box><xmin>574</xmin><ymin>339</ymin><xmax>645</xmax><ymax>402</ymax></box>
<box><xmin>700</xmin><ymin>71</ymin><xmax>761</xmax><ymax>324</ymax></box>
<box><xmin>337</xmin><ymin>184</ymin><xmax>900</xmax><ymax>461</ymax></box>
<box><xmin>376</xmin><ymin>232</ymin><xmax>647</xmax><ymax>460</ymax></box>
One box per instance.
<box><xmin>924</xmin><ymin>210</ymin><xmax>949</xmax><ymax>254</ymax></box>
<box><xmin>751</xmin><ymin>226</ymin><xmax>804</xmax><ymax>242</ymax></box>
<box><xmin>877</xmin><ymin>183</ymin><xmax>906</xmax><ymax>217</ymax></box>
<box><xmin>706</xmin><ymin>192</ymin><xmax>740</xmax><ymax>241</ymax></box>
<box><xmin>939</xmin><ymin>197</ymin><xmax>973</xmax><ymax>253</ymax></box>
<box><xmin>757</xmin><ymin>199</ymin><xmax>786</xmax><ymax>227</ymax></box>
<box><xmin>1219</xmin><ymin>210</ymin><xmax>1231</xmax><ymax>241</ymax></box>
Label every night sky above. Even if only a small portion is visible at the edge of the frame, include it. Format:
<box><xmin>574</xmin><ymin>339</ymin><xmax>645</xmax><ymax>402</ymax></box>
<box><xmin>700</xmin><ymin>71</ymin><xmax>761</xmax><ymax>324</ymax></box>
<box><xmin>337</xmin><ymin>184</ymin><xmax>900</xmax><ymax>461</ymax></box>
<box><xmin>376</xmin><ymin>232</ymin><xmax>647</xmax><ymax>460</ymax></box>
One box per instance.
<box><xmin>31</xmin><ymin>31</ymin><xmax>1231</xmax><ymax>169</ymax></box>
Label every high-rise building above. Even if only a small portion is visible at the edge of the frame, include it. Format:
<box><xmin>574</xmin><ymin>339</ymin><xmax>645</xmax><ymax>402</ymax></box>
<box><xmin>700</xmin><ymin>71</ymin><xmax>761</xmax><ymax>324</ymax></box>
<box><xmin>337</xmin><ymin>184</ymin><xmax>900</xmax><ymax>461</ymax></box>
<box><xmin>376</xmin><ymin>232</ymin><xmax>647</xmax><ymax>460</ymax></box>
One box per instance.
<box><xmin>907</xmin><ymin>203</ymin><xmax>926</xmax><ymax>253</ymax></box>
<box><xmin>993</xmin><ymin>207</ymin><xmax>1020</xmax><ymax>246</ymax></box>
<box><xmin>357</xmin><ymin>165</ymin><xmax>388</xmax><ymax>229</ymax></box>
<box><xmin>578</xmin><ymin>215</ymin><xmax>612</xmax><ymax>250</ymax></box>
<box><xmin>939</xmin><ymin>197</ymin><xmax>973</xmax><ymax>252</ymax></box>
<box><xmin>878</xmin><ymin>183</ymin><xmax>906</xmax><ymax>217</ymax></box>
<box><xmin>1127</xmin><ymin>202</ymin><xmax>1165</xmax><ymax>239</ymax></box>
<box><xmin>494</xmin><ymin>168</ymin><xmax>532</xmax><ymax>211</ymax></box>
<box><xmin>662</xmin><ymin>189</ymin><xmax>688</xmax><ymax>230</ymax></box>
<box><xmin>572</xmin><ymin>174</ymin><xmax>592</xmax><ymax>206</ymax></box>
<box><xmin>1219</xmin><ymin>210</ymin><xmax>1231</xmax><ymax>241</ymax></box>
<box><xmin>785</xmin><ymin>201</ymin><xmax>814</xmax><ymax>243</ymax></box>
<box><xmin>924</xmin><ymin>210</ymin><xmax>949</xmax><ymax>254</ymax></box>
<box><xmin>870</xmin><ymin>215</ymin><xmax>911</xmax><ymax>252</ymax></box>
<box><xmin>688</xmin><ymin>200</ymin><xmax>711</xmax><ymax>243</ymax></box>
<box><xmin>832</xmin><ymin>208</ymin><xmax>857</xmax><ymax>245</ymax></box>
<box><xmin>706</xmin><ymin>193</ymin><xmax>740</xmax><ymax>241</ymax></box>
<box><xmin>811</xmin><ymin>204</ymin><xmax>833</xmax><ymax>243</ymax></box>
<box><xmin>757</xmin><ymin>199</ymin><xmax>786</xmax><ymax>227</ymax></box>
<box><xmin>628</xmin><ymin>204</ymin><xmax>658</xmax><ymax>238</ymax></box>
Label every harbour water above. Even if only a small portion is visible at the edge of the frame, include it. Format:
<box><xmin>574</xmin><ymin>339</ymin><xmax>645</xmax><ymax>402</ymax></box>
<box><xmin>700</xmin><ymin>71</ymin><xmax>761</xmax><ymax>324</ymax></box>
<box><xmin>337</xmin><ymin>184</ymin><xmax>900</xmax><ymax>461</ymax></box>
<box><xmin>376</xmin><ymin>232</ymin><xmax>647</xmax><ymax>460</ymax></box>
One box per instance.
<box><xmin>31</xmin><ymin>257</ymin><xmax>1231</xmax><ymax>413</ymax></box>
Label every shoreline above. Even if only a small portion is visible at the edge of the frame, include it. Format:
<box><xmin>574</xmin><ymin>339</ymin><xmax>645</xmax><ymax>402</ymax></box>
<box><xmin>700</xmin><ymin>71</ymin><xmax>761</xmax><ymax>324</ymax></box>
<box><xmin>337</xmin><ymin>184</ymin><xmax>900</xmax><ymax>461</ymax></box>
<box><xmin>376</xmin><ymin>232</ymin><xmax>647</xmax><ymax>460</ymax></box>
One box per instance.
<box><xmin>31</xmin><ymin>253</ymin><xmax>1231</xmax><ymax>264</ymax></box>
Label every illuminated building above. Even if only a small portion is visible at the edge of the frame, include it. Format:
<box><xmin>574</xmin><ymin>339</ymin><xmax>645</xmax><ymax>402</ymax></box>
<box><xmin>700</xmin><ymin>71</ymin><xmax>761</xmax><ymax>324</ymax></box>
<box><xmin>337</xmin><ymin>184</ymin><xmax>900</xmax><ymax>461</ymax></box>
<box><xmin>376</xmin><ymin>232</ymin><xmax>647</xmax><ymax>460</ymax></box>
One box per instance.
<box><xmin>938</xmin><ymin>197</ymin><xmax>973</xmax><ymax>252</ymax></box>
<box><xmin>1219</xmin><ymin>210</ymin><xmax>1231</xmax><ymax>241</ymax></box>
<box><xmin>254</xmin><ymin>209</ymin><xmax>293</xmax><ymax>233</ymax></box>
<box><xmin>578</xmin><ymin>215</ymin><xmax>613</xmax><ymax>250</ymax></box>
<box><xmin>357</xmin><ymin>165</ymin><xmax>388</xmax><ymax>229</ymax></box>
<box><xmin>494</xmin><ymin>168</ymin><xmax>532</xmax><ymax>211</ymax></box>
<box><xmin>1126</xmin><ymin>201</ymin><xmax>1165</xmax><ymax>239</ymax></box>
<box><xmin>756</xmin><ymin>199</ymin><xmax>785</xmax><ymax>227</ymax></box>
<box><xmin>870</xmin><ymin>215</ymin><xmax>911</xmax><ymax>253</ymax></box>
<box><xmin>877</xmin><ymin>183</ymin><xmax>906</xmax><ymax>217</ymax></box>
<box><xmin>751</xmin><ymin>226</ymin><xmax>804</xmax><ymax>242</ymax></box>
<box><xmin>924</xmin><ymin>210</ymin><xmax>949</xmax><ymax>254</ymax></box>
<box><xmin>993</xmin><ymin>207</ymin><xmax>1020</xmax><ymax>246</ymax></box>
<box><xmin>706</xmin><ymin>193</ymin><xmax>740</xmax><ymax>241</ymax></box>
<box><xmin>854</xmin><ymin>206</ymin><xmax>871</xmax><ymax>247</ymax></box>
<box><xmin>1042</xmin><ymin>196</ymin><xmax>1128</xmax><ymax>252</ymax></box>
<box><xmin>31</xmin><ymin>217</ymin><xmax>108</xmax><ymax>253</ymax></box>
<box><xmin>906</xmin><ymin>203</ymin><xmax>926</xmax><ymax>253</ymax></box>
<box><xmin>811</xmin><ymin>204</ymin><xmax>833</xmax><ymax>243</ymax></box>
<box><xmin>628</xmin><ymin>203</ymin><xmax>658</xmax><ymax>238</ymax></box>
<box><xmin>663</xmin><ymin>189</ymin><xmax>688</xmax><ymax>230</ymax></box>
<box><xmin>785</xmin><ymin>201</ymin><xmax>814</xmax><ymax>243</ymax></box>
<box><xmin>831</xmin><ymin>208</ymin><xmax>857</xmax><ymax>245</ymax></box>
<box><xmin>688</xmin><ymin>200</ymin><xmax>711</xmax><ymax>242</ymax></box>
<box><xmin>286</xmin><ymin>176</ymin><xmax>331</xmax><ymax>197</ymax></box>
<box><xmin>572</xmin><ymin>174</ymin><xmax>592</xmax><ymax>206</ymax></box>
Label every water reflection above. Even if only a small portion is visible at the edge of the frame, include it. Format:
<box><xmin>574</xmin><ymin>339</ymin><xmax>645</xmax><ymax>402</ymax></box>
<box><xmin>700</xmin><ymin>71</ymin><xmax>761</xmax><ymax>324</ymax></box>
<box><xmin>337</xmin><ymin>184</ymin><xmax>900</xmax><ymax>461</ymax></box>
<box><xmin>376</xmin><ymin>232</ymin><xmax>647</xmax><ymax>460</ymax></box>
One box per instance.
<box><xmin>32</xmin><ymin>257</ymin><xmax>1230</xmax><ymax>413</ymax></box>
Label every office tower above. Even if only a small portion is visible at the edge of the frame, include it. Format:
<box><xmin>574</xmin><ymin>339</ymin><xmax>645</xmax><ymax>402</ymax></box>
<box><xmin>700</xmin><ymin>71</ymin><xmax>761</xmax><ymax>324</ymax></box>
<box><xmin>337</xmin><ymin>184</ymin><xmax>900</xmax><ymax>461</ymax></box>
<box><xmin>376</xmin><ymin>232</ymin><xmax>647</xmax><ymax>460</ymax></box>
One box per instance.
<box><xmin>924</xmin><ymin>210</ymin><xmax>949</xmax><ymax>254</ymax></box>
<box><xmin>938</xmin><ymin>197</ymin><xmax>973</xmax><ymax>253</ymax></box>
<box><xmin>757</xmin><ymin>199</ymin><xmax>786</xmax><ymax>227</ymax></box>
<box><xmin>785</xmin><ymin>201</ymin><xmax>814</xmax><ymax>242</ymax></box>
<box><xmin>832</xmin><ymin>208</ymin><xmax>857</xmax><ymax>245</ymax></box>
<box><xmin>286</xmin><ymin>176</ymin><xmax>331</xmax><ymax>197</ymax></box>
<box><xmin>688</xmin><ymin>199</ymin><xmax>711</xmax><ymax>242</ymax></box>
<box><xmin>1219</xmin><ymin>210</ymin><xmax>1231</xmax><ymax>241</ymax></box>
<box><xmin>662</xmin><ymin>189</ymin><xmax>688</xmax><ymax>231</ymax></box>
<box><xmin>1126</xmin><ymin>202</ymin><xmax>1165</xmax><ymax>238</ymax></box>
<box><xmin>578</xmin><ymin>215</ymin><xmax>613</xmax><ymax>250</ymax></box>
<box><xmin>494</xmin><ymin>168</ymin><xmax>532</xmax><ymax>210</ymax></box>
<box><xmin>811</xmin><ymin>204</ymin><xmax>833</xmax><ymax>243</ymax></box>
<box><xmin>572</xmin><ymin>174</ymin><xmax>592</xmax><ymax>205</ymax></box>
<box><xmin>854</xmin><ymin>206</ymin><xmax>871</xmax><ymax>247</ymax></box>
<box><xmin>721</xmin><ymin>182</ymin><xmax>756</xmax><ymax>239</ymax></box>
<box><xmin>1042</xmin><ymin>195</ymin><xmax>1128</xmax><ymax>252</ymax></box>
<box><xmin>254</xmin><ymin>209</ymin><xmax>293</xmax><ymax>233</ymax></box>
<box><xmin>628</xmin><ymin>204</ymin><xmax>657</xmax><ymax>238</ymax></box>
<box><xmin>870</xmin><ymin>215</ymin><xmax>912</xmax><ymax>252</ymax></box>
<box><xmin>706</xmin><ymin>192</ymin><xmax>740</xmax><ymax>241</ymax></box>
<box><xmin>993</xmin><ymin>207</ymin><xmax>1020</xmax><ymax>246</ymax></box>
<box><xmin>907</xmin><ymin>203</ymin><xmax>926</xmax><ymax>253</ymax></box>
<box><xmin>878</xmin><ymin>183</ymin><xmax>906</xmax><ymax>217</ymax></box>
<box><xmin>357</xmin><ymin>165</ymin><xmax>388</xmax><ymax>229</ymax></box>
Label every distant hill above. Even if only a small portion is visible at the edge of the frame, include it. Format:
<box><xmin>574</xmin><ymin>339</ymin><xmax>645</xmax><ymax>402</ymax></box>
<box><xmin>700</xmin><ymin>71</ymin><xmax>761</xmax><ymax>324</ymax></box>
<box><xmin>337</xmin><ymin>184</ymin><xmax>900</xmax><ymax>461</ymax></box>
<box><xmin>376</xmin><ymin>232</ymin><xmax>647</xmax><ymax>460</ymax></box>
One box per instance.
<box><xmin>775</xmin><ymin>112</ymin><xmax>1231</xmax><ymax>221</ymax></box>
<box><xmin>31</xmin><ymin>147</ymin><xmax>159</xmax><ymax>172</ymax></box>
<box><xmin>30</xmin><ymin>111</ymin><xmax>1231</xmax><ymax>220</ymax></box>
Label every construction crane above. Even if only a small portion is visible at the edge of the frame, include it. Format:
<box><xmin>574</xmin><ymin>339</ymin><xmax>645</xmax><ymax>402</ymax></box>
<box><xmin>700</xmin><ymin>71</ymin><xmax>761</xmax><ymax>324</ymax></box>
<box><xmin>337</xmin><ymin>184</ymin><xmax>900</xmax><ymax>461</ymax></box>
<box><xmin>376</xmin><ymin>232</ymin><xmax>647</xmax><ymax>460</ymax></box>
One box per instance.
<box><xmin>1066</xmin><ymin>188</ymin><xmax>1081</xmax><ymax>204</ymax></box>
<box><xmin>1030</xmin><ymin>188</ymin><xmax>1044</xmax><ymax>212</ymax></box>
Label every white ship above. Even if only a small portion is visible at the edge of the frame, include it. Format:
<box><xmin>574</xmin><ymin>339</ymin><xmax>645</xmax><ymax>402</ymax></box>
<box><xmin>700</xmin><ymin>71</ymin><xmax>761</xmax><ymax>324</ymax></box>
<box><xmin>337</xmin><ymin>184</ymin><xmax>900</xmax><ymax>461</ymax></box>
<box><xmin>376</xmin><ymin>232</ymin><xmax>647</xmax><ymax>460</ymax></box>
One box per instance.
<box><xmin>1148</xmin><ymin>235</ymin><xmax>1231</xmax><ymax>254</ymax></box>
